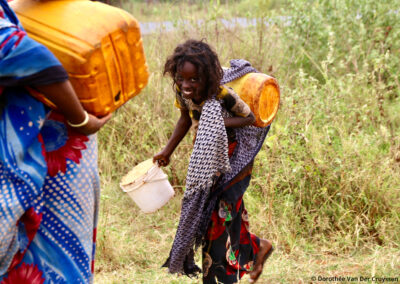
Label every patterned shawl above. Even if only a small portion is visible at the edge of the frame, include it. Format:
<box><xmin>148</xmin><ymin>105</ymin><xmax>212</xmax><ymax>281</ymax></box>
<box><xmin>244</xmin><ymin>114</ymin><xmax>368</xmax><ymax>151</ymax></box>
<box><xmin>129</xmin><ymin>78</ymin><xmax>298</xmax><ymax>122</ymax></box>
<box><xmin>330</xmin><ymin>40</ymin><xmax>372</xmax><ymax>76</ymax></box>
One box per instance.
<box><xmin>163</xmin><ymin>59</ymin><xmax>270</xmax><ymax>277</ymax></box>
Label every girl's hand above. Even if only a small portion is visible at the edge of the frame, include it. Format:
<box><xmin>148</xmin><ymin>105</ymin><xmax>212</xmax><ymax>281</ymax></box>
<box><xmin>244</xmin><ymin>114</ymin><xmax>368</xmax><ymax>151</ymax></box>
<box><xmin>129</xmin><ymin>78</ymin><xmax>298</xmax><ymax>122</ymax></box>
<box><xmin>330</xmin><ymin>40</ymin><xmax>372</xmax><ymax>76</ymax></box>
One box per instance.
<box><xmin>153</xmin><ymin>150</ymin><xmax>171</xmax><ymax>167</ymax></box>
<box><xmin>73</xmin><ymin>113</ymin><xmax>112</xmax><ymax>135</ymax></box>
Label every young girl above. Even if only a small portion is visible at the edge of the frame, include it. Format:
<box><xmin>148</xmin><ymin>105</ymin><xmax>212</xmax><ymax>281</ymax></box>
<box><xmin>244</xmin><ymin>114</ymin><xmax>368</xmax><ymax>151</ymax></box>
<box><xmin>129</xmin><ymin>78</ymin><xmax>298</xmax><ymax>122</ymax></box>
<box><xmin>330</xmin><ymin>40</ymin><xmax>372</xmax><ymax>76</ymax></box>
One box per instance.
<box><xmin>154</xmin><ymin>39</ymin><xmax>273</xmax><ymax>283</ymax></box>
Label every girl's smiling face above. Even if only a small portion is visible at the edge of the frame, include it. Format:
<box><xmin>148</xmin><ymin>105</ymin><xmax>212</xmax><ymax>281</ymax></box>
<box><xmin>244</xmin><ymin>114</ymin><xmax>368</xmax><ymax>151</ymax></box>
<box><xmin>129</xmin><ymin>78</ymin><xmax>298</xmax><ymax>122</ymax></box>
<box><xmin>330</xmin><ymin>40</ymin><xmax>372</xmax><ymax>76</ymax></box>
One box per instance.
<box><xmin>175</xmin><ymin>61</ymin><xmax>205</xmax><ymax>103</ymax></box>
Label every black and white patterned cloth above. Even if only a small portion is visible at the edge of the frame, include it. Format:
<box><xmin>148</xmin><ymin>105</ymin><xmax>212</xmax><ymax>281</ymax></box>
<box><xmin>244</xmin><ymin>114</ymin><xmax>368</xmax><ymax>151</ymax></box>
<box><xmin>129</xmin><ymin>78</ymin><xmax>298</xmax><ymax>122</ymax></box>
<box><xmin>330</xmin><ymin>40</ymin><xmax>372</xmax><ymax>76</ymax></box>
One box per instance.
<box><xmin>221</xmin><ymin>59</ymin><xmax>257</xmax><ymax>84</ymax></box>
<box><xmin>163</xmin><ymin>98</ymin><xmax>231</xmax><ymax>275</ymax></box>
<box><xmin>185</xmin><ymin>98</ymin><xmax>232</xmax><ymax>197</ymax></box>
<box><xmin>163</xmin><ymin>59</ymin><xmax>270</xmax><ymax>277</ymax></box>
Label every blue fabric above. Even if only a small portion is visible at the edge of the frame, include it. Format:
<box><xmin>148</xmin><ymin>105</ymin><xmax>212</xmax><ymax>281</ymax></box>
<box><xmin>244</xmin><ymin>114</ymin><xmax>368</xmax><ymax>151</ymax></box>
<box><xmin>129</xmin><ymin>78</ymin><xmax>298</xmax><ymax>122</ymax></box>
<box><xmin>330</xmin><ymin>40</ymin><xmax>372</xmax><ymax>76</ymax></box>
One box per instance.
<box><xmin>0</xmin><ymin>0</ymin><xmax>67</xmax><ymax>86</ymax></box>
<box><xmin>0</xmin><ymin>1</ymin><xmax>99</xmax><ymax>283</ymax></box>
<box><xmin>0</xmin><ymin>0</ymin><xmax>20</xmax><ymax>29</ymax></box>
<box><xmin>0</xmin><ymin>33</ymin><xmax>63</xmax><ymax>81</ymax></box>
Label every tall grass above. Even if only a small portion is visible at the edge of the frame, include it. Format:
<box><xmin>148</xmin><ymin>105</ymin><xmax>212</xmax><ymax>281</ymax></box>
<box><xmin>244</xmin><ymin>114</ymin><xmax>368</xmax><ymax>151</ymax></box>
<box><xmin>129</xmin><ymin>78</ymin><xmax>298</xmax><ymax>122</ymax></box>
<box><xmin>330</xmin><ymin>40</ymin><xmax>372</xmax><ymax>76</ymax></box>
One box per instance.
<box><xmin>95</xmin><ymin>0</ymin><xmax>400</xmax><ymax>282</ymax></box>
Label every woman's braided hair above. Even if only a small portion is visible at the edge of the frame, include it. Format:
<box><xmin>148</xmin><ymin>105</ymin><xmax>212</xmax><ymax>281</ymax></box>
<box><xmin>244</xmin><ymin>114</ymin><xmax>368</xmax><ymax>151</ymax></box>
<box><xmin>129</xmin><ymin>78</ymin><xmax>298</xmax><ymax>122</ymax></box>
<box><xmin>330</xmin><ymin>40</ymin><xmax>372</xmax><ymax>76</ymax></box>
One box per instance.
<box><xmin>164</xmin><ymin>39</ymin><xmax>223</xmax><ymax>101</ymax></box>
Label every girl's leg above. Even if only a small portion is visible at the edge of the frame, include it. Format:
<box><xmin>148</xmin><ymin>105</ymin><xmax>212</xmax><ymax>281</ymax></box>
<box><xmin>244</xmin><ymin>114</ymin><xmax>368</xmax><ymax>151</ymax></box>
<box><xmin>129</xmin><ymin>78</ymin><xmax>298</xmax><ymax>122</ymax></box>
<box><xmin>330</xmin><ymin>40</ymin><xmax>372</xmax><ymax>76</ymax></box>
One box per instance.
<box><xmin>203</xmin><ymin>197</ymin><xmax>260</xmax><ymax>284</ymax></box>
<box><xmin>249</xmin><ymin>239</ymin><xmax>274</xmax><ymax>283</ymax></box>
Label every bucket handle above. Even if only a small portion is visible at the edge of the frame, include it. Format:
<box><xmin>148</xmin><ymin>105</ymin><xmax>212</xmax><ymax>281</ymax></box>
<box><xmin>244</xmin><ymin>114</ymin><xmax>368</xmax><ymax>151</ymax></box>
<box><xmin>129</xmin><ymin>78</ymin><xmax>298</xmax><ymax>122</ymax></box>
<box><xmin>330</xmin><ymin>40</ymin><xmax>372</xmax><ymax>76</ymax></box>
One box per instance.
<box><xmin>120</xmin><ymin>176</ymin><xmax>168</xmax><ymax>193</ymax></box>
<box><xmin>142</xmin><ymin>164</ymin><xmax>167</xmax><ymax>182</ymax></box>
<box><xmin>120</xmin><ymin>165</ymin><xmax>169</xmax><ymax>192</ymax></box>
<box><xmin>143</xmin><ymin>176</ymin><xmax>168</xmax><ymax>184</ymax></box>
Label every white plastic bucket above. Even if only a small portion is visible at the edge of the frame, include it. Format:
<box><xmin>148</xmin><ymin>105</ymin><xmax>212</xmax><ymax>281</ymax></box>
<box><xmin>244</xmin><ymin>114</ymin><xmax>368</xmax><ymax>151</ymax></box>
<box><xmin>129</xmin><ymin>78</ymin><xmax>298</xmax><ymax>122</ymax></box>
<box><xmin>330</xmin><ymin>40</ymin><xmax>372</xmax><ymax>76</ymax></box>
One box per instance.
<box><xmin>120</xmin><ymin>159</ymin><xmax>174</xmax><ymax>213</ymax></box>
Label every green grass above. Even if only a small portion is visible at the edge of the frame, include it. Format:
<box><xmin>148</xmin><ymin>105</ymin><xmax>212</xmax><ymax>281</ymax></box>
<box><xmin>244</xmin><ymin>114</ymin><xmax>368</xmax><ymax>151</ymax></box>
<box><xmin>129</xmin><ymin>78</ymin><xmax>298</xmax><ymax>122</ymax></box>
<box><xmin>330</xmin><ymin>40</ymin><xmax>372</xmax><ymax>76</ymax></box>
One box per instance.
<box><xmin>95</xmin><ymin>0</ymin><xmax>400</xmax><ymax>282</ymax></box>
<box><xmin>108</xmin><ymin>0</ymin><xmax>288</xmax><ymax>23</ymax></box>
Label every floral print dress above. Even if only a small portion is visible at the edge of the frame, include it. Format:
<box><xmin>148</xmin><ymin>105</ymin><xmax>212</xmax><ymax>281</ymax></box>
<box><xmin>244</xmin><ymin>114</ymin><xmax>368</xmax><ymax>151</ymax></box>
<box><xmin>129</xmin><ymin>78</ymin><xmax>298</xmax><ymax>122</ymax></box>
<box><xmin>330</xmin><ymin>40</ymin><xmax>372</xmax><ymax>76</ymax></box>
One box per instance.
<box><xmin>1</xmin><ymin>1</ymin><xmax>99</xmax><ymax>283</ymax></box>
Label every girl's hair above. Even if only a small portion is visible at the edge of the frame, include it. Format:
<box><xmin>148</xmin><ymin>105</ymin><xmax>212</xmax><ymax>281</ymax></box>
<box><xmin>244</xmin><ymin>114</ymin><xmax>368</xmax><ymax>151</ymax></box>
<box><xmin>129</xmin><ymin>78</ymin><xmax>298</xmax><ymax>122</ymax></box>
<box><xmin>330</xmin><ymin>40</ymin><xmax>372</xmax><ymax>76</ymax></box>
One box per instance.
<box><xmin>163</xmin><ymin>39</ymin><xmax>223</xmax><ymax>100</ymax></box>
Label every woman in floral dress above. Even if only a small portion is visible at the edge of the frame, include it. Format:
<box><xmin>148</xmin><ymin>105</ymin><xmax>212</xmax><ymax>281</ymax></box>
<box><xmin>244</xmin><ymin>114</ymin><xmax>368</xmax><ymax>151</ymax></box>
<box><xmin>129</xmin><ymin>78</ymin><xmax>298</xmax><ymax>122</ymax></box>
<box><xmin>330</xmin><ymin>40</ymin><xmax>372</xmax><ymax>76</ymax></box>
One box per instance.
<box><xmin>0</xmin><ymin>0</ymin><xmax>110</xmax><ymax>282</ymax></box>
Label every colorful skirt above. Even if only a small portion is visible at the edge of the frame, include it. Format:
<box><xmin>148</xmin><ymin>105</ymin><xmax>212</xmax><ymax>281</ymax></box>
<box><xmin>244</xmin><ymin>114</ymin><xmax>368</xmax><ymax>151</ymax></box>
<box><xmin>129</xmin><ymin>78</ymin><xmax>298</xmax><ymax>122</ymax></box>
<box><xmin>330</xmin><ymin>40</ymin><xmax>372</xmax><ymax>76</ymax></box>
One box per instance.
<box><xmin>0</xmin><ymin>90</ymin><xmax>99</xmax><ymax>284</ymax></box>
<box><xmin>202</xmin><ymin>150</ymin><xmax>260</xmax><ymax>283</ymax></box>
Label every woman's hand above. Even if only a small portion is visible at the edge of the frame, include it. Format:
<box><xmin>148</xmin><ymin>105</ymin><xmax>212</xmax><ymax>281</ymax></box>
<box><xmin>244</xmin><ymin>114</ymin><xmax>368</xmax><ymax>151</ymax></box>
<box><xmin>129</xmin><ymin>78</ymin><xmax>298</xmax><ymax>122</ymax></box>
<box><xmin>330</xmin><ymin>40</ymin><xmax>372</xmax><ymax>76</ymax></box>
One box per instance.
<box><xmin>153</xmin><ymin>149</ymin><xmax>171</xmax><ymax>167</ymax></box>
<box><xmin>73</xmin><ymin>113</ymin><xmax>112</xmax><ymax>135</ymax></box>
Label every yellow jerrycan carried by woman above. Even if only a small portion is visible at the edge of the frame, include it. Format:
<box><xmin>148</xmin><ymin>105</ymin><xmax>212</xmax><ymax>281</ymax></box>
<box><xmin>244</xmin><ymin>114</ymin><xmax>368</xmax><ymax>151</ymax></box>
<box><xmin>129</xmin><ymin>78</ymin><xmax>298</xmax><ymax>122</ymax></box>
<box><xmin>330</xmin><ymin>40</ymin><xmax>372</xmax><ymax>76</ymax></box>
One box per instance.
<box><xmin>10</xmin><ymin>0</ymin><xmax>149</xmax><ymax>117</ymax></box>
<box><xmin>225</xmin><ymin>72</ymin><xmax>280</xmax><ymax>127</ymax></box>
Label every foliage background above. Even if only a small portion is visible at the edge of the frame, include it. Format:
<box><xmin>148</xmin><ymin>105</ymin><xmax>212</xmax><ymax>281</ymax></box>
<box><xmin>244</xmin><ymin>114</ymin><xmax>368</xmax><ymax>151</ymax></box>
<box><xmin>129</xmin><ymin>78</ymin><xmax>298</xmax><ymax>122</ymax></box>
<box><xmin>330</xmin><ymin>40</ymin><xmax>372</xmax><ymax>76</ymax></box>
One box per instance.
<box><xmin>95</xmin><ymin>0</ymin><xmax>400</xmax><ymax>282</ymax></box>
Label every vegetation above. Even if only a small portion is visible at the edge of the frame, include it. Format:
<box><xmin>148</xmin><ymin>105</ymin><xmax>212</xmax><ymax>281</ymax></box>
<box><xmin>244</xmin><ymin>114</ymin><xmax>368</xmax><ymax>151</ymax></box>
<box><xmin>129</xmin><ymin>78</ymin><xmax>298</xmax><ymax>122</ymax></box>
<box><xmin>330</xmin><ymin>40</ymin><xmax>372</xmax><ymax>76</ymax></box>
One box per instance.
<box><xmin>95</xmin><ymin>0</ymin><xmax>400</xmax><ymax>282</ymax></box>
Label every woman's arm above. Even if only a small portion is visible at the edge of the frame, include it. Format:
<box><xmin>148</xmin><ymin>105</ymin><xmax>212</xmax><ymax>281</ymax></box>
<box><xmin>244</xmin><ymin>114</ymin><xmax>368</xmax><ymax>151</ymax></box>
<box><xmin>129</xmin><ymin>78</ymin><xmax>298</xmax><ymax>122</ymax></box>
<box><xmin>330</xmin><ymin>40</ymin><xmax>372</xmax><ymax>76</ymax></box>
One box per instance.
<box><xmin>35</xmin><ymin>81</ymin><xmax>112</xmax><ymax>135</ymax></box>
<box><xmin>153</xmin><ymin>108</ymin><xmax>192</xmax><ymax>166</ymax></box>
<box><xmin>0</xmin><ymin>21</ymin><xmax>110</xmax><ymax>135</ymax></box>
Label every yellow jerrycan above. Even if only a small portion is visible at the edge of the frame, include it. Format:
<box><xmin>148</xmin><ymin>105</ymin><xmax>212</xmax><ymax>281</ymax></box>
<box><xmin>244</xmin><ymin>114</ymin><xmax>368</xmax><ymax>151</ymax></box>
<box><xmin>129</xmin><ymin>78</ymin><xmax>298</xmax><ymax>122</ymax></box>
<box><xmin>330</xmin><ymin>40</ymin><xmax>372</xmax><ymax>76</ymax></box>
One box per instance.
<box><xmin>225</xmin><ymin>73</ymin><xmax>280</xmax><ymax>127</ymax></box>
<box><xmin>10</xmin><ymin>0</ymin><xmax>149</xmax><ymax>117</ymax></box>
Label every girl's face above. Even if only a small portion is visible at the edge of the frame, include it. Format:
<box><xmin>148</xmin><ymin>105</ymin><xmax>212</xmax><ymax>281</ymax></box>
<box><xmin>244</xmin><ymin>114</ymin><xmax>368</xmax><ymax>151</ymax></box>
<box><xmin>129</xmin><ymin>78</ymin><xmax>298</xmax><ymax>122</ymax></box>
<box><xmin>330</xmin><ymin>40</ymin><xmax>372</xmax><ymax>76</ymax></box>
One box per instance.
<box><xmin>175</xmin><ymin>61</ymin><xmax>205</xmax><ymax>103</ymax></box>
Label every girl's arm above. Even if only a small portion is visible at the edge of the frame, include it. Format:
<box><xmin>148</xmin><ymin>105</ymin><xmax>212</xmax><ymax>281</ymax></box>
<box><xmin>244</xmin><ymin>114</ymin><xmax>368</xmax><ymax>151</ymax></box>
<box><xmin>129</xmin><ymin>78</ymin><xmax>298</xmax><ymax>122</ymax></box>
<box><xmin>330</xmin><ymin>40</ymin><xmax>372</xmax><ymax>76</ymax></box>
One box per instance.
<box><xmin>221</xmin><ymin>86</ymin><xmax>256</xmax><ymax>128</ymax></box>
<box><xmin>224</xmin><ymin>112</ymin><xmax>255</xmax><ymax>128</ymax></box>
<box><xmin>153</xmin><ymin>108</ymin><xmax>192</xmax><ymax>166</ymax></box>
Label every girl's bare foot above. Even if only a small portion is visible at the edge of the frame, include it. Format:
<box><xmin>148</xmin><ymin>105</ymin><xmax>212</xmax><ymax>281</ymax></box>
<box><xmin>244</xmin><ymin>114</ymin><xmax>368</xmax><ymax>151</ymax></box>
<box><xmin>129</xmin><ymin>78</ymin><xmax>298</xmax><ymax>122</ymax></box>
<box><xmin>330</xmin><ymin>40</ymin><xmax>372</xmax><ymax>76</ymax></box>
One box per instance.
<box><xmin>249</xmin><ymin>239</ymin><xmax>273</xmax><ymax>283</ymax></box>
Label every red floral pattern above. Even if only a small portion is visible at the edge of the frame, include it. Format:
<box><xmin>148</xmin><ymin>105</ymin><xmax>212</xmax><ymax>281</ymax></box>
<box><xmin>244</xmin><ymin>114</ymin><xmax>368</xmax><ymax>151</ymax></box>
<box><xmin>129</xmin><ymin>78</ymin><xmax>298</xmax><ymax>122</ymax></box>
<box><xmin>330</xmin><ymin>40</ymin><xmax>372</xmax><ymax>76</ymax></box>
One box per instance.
<box><xmin>203</xmin><ymin>195</ymin><xmax>260</xmax><ymax>283</ymax></box>
<box><xmin>8</xmin><ymin>208</ymin><xmax>42</xmax><ymax>272</ymax></box>
<box><xmin>251</xmin><ymin>233</ymin><xmax>260</xmax><ymax>256</ymax></box>
<box><xmin>207</xmin><ymin>210</ymin><xmax>226</xmax><ymax>241</ymax></box>
<box><xmin>1</xmin><ymin>263</ymin><xmax>44</xmax><ymax>284</ymax></box>
<box><xmin>91</xmin><ymin>228</ymin><xmax>97</xmax><ymax>273</ymax></box>
<box><xmin>43</xmin><ymin>112</ymin><xmax>88</xmax><ymax>177</ymax></box>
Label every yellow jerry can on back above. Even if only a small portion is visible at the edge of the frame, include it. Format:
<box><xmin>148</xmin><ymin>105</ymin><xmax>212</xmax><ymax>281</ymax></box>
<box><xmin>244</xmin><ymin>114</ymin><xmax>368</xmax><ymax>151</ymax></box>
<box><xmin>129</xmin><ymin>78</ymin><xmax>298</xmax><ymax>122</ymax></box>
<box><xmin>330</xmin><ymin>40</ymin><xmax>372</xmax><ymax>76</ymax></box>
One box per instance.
<box><xmin>10</xmin><ymin>0</ymin><xmax>149</xmax><ymax>117</ymax></box>
<box><xmin>225</xmin><ymin>73</ymin><xmax>280</xmax><ymax>127</ymax></box>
